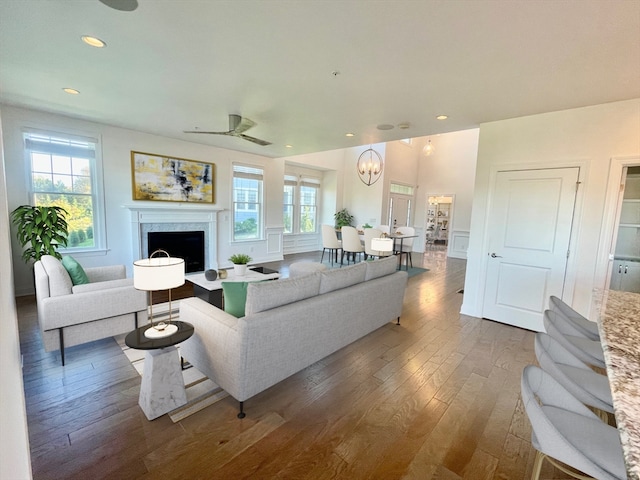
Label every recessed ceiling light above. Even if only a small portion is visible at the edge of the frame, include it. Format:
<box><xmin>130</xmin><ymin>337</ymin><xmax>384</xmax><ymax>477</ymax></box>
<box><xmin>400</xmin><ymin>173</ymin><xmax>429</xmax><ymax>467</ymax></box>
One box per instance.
<box><xmin>398</xmin><ymin>123</ymin><xmax>410</xmax><ymax>129</ymax></box>
<box><xmin>377</xmin><ymin>124</ymin><xmax>394</xmax><ymax>130</ymax></box>
<box><xmin>81</xmin><ymin>36</ymin><xmax>106</xmax><ymax>48</ymax></box>
<box><xmin>285</xmin><ymin>144</ymin><xmax>293</xmax><ymax>148</ymax></box>
<box><xmin>63</xmin><ymin>88</ymin><xmax>80</xmax><ymax>95</ymax></box>
<box><xmin>345</xmin><ymin>133</ymin><xmax>355</xmax><ymax>137</ymax></box>
<box><xmin>436</xmin><ymin>115</ymin><xmax>448</xmax><ymax>120</ymax></box>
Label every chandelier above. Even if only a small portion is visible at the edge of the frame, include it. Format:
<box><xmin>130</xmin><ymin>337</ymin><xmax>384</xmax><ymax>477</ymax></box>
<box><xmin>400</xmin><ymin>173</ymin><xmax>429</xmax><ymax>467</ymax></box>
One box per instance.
<box><xmin>356</xmin><ymin>147</ymin><xmax>384</xmax><ymax>186</ymax></box>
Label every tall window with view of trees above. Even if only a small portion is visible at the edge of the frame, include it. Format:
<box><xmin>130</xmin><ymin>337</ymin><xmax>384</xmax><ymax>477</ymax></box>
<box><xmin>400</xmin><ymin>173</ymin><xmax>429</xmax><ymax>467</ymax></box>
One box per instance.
<box><xmin>283</xmin><ymin>174</ymin><xmax>319</xmax><ymax>234</ymax></box>
<box><xmin>233</xmin><ymin>164</ymin><xmax>263</xmax><ymax>241</ymax></box>
<box><xmin>25</xmin><ymin>131</ymin><xmax>99</xmax><ymax>249</ymax></box>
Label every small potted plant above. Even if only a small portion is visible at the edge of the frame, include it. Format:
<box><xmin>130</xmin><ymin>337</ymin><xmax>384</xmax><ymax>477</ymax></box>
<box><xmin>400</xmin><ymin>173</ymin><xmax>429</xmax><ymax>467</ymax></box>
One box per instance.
<box><xmin>229</xmin><ymin>253</ymin><xmax>252</xmax><ymax>276</ymax></box>
<box><xmin>11</xmin><ymin>205</ymin><xmax>69</xmax><ymax>263</ymax></box>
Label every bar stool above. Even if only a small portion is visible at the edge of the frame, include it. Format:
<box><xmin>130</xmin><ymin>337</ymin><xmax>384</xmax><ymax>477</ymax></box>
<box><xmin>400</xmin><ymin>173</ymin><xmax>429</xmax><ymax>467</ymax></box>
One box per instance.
<box><xmin>543</xmin><ymin>310</ymin><xmax>606</xmax><ymax>369</ymax></box>
<box><xmin>521</xmin><ymin>365</ymin><xmax>626</xmax><ymax>480</ymax></box>
<box><xmin>549</xmin><ymin>295</ymin><xmax>600</xmax><ymax>341</ymax></box>
<box><xmin>534</xmin><ymin>332</ymin><xmax>613</xmax><ymax>422</ymax></box>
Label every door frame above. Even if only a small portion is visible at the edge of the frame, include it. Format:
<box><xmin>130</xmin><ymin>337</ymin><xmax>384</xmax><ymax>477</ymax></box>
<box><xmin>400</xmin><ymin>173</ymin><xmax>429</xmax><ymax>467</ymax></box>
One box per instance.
<box><xmin>476</xmin><ymin>161</ymin><xmax>587</xmax><ymax>317</ymax></box>
<box><xmin>594</xmin><ymin>156</ymin><xmax>640</xmax><ymax>292</ymax></box>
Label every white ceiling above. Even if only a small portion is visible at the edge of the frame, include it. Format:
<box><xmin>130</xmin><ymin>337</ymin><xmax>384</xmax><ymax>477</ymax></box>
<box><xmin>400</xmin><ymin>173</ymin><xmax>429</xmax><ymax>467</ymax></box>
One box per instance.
<box><xmin>1</xmin><ymin>0</ymin><xmax>638</xmax><ymax>158</ymax></box>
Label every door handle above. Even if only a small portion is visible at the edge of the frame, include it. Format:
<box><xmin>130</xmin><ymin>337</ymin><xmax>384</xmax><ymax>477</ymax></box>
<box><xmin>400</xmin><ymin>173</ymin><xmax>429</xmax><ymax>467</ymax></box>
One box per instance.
<box><xmin>490</xmin><ymin>252</ymin><xmax>503</xmax><ymax>258</ymax></box>
<box><xmin>619</xmin><ymin>264</ymin><xmax>623</xmax><ymax>274</ymax></box>
<box><xmin>625</xmin><ymin>265</ymin><xmax>628</xmax><ymax>274</ymax></box>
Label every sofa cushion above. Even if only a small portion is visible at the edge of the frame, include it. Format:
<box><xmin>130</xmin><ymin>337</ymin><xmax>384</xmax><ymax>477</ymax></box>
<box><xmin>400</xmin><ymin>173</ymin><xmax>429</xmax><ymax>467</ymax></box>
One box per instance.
<box><xmin>222</xmin><ymin>281</ymin><xmax>249</xmax><ymax>318</ymax></box>
<box><xmin>289</xmin><ymin>261</ymin><xmax>327</xmax><ymax>278</ymax></box>
<box><xmin>365</xmin><ymin>255</ymin><xmax>398</xmax><ymax>281</ymax></box>
<box><xmin>40</xmin><ymin>255</ymin><xmax>73</xmax><ymax>296</ymax></box>
<box><xmin>62</xmin><ymin>255</ymin><xmax>90</xmax><ymax>285</ymax></box>
<box><xmin>319</xmin><ymin>262</ymin><xmax>367</xmax><ymax>295</ymax></box>
<box><xmin>245</xmin><ymin>273</ymin><xmax>321</xmax><ymax>315</ymax></box>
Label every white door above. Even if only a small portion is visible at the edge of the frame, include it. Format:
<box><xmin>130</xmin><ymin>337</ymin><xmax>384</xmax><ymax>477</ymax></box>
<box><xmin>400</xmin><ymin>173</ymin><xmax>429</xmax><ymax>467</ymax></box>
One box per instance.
<box><xmin>482</xmin><ymin>167</ymin><xmax>579</xmax><ymax>331</ymax></box>
<box><xmin>389</xmin><ymin>194</ymin><xmax>411</xmax><ymax>229</ymax></box>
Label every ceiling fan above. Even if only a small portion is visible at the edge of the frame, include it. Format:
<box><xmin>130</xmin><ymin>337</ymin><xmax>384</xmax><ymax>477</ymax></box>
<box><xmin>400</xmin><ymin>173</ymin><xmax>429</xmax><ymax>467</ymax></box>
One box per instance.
<box><xmin>184</xmin><ymin>114</ymin><xmax>272</xmax><ymax>146</ymax></box>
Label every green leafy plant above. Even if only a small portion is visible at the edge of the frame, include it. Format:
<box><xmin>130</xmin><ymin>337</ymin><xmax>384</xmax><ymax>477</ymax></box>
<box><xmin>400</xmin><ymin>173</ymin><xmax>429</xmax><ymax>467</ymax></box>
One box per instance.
<box><xmin>362</xmin><ymin>223</ymin><xmax>372</xmax><ymax>229</ymax></box>
<box><xmin>334</xmin><ymin>208</ymin><xmax>354</xmax><ymax>229</ymax></box>
<box><xmin>229</xmin><ymin>253</ymin><xmax>252</xmax><ymax>265</ymax></box>
<box><xmin>11</xmin><ymin>205</ymin><xmax>69</xmax><ymax>262</ymax></box>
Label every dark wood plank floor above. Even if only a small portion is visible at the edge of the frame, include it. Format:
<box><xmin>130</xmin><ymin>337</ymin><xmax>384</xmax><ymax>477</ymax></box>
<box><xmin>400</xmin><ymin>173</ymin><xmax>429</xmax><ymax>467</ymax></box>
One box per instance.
<box><xmin>17</xmin><ymin>248</ymin><xmax>575</xmax><ymax>479</ymax></box>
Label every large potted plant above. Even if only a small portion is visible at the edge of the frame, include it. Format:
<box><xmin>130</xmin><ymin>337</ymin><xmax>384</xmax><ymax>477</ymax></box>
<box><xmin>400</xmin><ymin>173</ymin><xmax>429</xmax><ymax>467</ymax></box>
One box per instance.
<box><xmin>11</xmin><ymin>205</ymin><xmax>69</xmax><ymax>263</ymax></box>
<box><xmin>334</xmin><ymin>208</ymin><xmax>354</xmax><ymax>229</ymax></box>
<box><xmin>229</xmin><ymin>253</ymin><xmax>252</xmax><ymax>276</ymax></box>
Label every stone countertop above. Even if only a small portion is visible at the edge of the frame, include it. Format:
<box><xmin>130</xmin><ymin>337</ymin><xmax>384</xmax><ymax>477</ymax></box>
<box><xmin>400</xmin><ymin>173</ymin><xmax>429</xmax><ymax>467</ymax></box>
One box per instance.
<box><xmin>594</xmin><ymin>289</ymin><xmax>640</xmax><ymax>480</ymax></box>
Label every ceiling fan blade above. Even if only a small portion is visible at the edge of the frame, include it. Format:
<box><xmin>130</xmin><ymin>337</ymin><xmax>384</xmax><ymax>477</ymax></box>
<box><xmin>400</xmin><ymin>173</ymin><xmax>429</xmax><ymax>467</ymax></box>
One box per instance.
<box><xmin>239</xmin><ymin>134</ymin><xmax>272</xmax><ymax>146</ymax></box>
<box><xmin>233</xmin><ymin>116</ymin><xmax>256</xmax><ymax>134</ymax></box>
<box><xmin>183</xmin><ymin>130</ymin><xmax>230</xmax><ymax>135</ymax></box>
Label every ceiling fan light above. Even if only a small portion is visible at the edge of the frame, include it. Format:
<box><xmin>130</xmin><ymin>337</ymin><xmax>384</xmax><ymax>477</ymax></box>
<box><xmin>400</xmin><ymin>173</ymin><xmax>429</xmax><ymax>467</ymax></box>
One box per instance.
<box><xmin>81</xmin><ymin>36</ymin><xmax>106</xmax><ymax>48</ymax></box>
<box><xmin>63</xmin><ymin>88</ymin><xmax>80</xmax><ymax>95</ymax></box>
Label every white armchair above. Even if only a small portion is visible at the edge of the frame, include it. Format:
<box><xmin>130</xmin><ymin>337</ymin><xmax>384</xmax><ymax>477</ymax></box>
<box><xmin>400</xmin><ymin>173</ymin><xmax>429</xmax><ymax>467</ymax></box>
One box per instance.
<box><xmin>34</xmin><ymin>255</ymin><xmax>148</xmax><ymax>365</ymax></box>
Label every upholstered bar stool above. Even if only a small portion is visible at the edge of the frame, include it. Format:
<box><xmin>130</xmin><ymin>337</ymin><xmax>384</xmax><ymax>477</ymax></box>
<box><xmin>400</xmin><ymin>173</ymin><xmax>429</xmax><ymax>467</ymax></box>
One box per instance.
<box><xmin>543</xmin><ymin>310</ymin><xmax>606</xmax><ymax>369</ymax></box>
<box><xmin>521</xmin><ymin>365</ymin><xmax>626</xmax><ymax>480</ymax></box>
<box><xmin>534</xmin><ymin>332</ymin><xmax>614</xmax><ymax>423</ymax></box>
<box><xmin>549</xmin><ymin>295</ymin><xmax>600</xmax><ymax>341</ymax></box>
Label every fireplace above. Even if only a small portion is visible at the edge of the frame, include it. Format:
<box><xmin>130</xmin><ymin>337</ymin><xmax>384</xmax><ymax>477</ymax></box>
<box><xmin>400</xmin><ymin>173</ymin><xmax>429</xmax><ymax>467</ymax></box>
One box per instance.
<box><xmin>148</xmin><ymin>230</ymin><xmax>205</xmax><ymax>273</ymax></box>
<box><xmin>125</xmin><ymin>204</ymin><xmax>222</xmax><ymax>272</ymax></box>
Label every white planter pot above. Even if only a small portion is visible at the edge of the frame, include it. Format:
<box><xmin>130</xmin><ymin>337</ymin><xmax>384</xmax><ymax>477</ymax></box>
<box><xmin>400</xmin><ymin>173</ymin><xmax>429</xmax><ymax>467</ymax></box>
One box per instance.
<box><xmin>233</xmin><ymin>264</ymin><xmax>248</xmax><ymax>276</ymax></box>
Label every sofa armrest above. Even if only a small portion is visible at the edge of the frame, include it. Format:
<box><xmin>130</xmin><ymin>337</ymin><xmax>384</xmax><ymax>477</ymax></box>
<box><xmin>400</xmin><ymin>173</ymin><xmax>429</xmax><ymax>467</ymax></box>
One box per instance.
<box><xmin>40</xmin><ymin>284</ymin><xmax>147</xmax><ymax>331</ymax></box>
<box><xmin>178</xmin><ymin>298</ymin><xmax>245</xmax><ymax>400</ymax></box>
<box><xmin>84</xmin><ymin>265</ymin><xmax>126</xmax><ymax>283</ymax></box>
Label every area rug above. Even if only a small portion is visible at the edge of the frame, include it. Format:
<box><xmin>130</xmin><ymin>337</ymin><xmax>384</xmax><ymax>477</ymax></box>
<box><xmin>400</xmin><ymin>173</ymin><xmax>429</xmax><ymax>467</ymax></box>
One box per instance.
<box><xmin>114</xmin><ymin>300</ymin><xmax>229</xmax><ymax>423</ymax></box>
<box><xmin>320</xmin><ymin>259</ymin><xmax>428</xmax><ymax>279</ymax></box>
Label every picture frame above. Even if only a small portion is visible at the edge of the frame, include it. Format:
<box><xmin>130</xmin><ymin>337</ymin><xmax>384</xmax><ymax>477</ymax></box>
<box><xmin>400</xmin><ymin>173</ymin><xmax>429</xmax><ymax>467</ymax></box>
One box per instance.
<box><xmin>131</xmin><ymin>151</ymin><xmax>214</xmax><ymax>203</ymax></box>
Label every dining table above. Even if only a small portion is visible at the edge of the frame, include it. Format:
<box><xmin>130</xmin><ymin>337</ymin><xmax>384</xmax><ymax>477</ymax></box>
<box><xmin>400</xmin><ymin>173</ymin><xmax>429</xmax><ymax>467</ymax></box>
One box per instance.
<box><xmin>593</xmin><ymin>288</ymin><xmax>640</xmax><ymax>480</ymax></box>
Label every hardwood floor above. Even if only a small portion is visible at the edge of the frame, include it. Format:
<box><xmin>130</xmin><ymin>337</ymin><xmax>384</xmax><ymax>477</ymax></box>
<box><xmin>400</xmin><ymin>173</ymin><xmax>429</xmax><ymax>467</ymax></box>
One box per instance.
<box><xmin>17</xmin><ymin>249</ymin><xmax>573</xmax><ymax>479</ymax></box>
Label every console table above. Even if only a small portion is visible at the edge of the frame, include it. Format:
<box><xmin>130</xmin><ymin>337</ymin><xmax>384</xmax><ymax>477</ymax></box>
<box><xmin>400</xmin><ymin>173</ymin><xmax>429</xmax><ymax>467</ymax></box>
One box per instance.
<box><xmin>125</xmin><ymin>321</ymin><xmax>194</xmax><ymax>420</ymax></box>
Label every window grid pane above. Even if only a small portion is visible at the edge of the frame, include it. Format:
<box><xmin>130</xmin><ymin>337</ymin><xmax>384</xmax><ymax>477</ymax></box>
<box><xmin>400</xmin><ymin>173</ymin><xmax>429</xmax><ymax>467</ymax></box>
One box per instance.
<box><xmin>233</xmin><ymin>164</ymin><xmax>263</xmax><ymax>241</ymax></box>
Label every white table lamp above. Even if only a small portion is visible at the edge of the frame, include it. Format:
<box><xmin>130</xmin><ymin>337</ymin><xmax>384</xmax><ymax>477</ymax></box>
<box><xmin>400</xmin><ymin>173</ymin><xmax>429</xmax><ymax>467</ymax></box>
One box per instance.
<box><xmin>371</xmin><ymin>237</ymin><xmax>393</xmax><ymax>256</ymax></box>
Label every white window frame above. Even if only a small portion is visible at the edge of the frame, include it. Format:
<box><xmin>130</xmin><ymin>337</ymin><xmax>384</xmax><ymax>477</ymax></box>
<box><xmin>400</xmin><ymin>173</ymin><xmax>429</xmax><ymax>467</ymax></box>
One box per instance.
<box><xmin>23</xmin><ymin>128</ymin><xmax>107</xmax><ymax>255</ymax></box>
<box><xmin>283</xmin><ymin>173</ymin><xmax>320</xmax><ymax>235</ymax></box>
<box><xmin>232</xmin><ymin>163</ymin><xmax>264</xmax><ymax>242</ymax></box>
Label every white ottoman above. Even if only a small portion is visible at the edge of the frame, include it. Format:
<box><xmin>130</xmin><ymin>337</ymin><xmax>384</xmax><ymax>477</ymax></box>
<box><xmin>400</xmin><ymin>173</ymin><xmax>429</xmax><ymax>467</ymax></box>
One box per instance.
<box><xmin>289</xmin><ymin>262</ymin><xmax>328</xmax><ymax>278</ymax></box>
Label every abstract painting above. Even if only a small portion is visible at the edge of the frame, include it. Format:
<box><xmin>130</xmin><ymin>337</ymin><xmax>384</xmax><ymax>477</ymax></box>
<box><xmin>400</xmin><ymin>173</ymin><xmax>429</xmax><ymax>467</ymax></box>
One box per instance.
<box><xmin>131</xmin><ymin>151</ymin><xmax>214</xmax><ymax>203</ymax></box>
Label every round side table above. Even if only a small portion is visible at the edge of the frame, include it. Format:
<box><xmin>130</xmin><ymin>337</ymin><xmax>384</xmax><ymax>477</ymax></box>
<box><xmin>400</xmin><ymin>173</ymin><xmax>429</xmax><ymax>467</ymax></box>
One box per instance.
<box><xmin>125</xmin><ymin>321</ymin><xmax>194</xmax><ymax>420</ymax></box>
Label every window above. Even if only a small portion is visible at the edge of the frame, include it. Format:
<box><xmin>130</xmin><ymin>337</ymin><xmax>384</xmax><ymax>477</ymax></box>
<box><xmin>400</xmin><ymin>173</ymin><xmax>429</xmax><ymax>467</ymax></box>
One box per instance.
<box><xmin>283</xmin><ymin>174</ymin><xmax>320</xmax><ymax>234</ymax></box>
<box><xmin>24</xmin><ymin>130</ymin><xmax>103</xmax><ymax>250</ymax></box>
<box><xmin>233</xmin><ymin>164</ymin><xmax>263</xmax><ymax>241</ymax></box>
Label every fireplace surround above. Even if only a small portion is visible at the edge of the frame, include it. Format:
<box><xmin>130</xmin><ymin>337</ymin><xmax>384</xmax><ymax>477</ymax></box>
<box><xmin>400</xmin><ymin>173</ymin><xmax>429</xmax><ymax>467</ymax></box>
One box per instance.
<box><xmin>125</xmin><ymin>204</ymin><xmax>223</xmax><ymax>271</ymax></box>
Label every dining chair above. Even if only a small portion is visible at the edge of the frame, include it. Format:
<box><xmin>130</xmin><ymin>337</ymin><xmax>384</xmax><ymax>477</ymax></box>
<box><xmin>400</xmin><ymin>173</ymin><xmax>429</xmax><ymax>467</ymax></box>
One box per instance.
<box><xmin>394</xmin><ymin>226</ymin><xmax>415</xmax><ymax>269</ymax></box>
<box><xmin>321</xmin><ymin>224</ymin><xmax>342</xmax><ymax>266</ymax></box>
<box><xmin>363</xmin><ymin>228</ymin><xmax>386</xmax><ymax>259</ymax></box>
<box><xmin>543</xmin><ymin>310</ymin><xmax>606</xmax><ymax>369</ymax></box>
<box><xmin>534</xmin><ymin>332</ymin><xmax>614</xmax><ymax>422</ymax></box>
<box><xmin>521</xmin><ymin>365</ymin><xmax>626</xmax><ymax>480</ymax></box>
<box><xmin>340</xmin><ymin>226</ymin><xmax>364</xmax><ymax>265</ymax></box>
<box><xmin>549</xmin><ymin>295</ymin><xmax>600</xmax><ymax>341</ymax></box>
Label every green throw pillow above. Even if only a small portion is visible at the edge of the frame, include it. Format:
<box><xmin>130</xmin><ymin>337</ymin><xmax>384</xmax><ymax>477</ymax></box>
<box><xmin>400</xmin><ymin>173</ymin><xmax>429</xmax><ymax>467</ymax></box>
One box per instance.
<box><xmin>222</xmin><ymin>281</ymin><xmax>249</xmax><ymax>318</ymax></box>
<box><xmin>61</xmin><ymin>255</ymin><xmax>90</xmax><ymax>285</ymax></box>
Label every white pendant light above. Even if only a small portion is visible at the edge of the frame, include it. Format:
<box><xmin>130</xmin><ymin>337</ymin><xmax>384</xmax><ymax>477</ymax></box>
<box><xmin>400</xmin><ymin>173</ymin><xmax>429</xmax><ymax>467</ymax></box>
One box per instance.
<box><xmin>423</xmin><ymin>139</ymin><xmax>435</xmax><ymax>156</ymax></box>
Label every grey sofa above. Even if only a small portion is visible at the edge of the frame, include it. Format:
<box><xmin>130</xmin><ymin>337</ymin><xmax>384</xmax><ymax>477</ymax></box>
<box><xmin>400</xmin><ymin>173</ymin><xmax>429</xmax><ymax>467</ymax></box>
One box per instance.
<box><xmin>34</xmin><ymin>255</ymin><xmax>148</xmax><ymax>365</ymax></box>
<box><xmin>179</xmin><ymin>256</ymin><xmax>408</xmax><ymax>418</ymax></box>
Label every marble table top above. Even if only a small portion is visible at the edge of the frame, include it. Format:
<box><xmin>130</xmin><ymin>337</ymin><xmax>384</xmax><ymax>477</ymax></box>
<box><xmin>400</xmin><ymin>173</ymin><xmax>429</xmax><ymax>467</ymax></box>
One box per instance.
<box><xmin>594</xmin><ymin>289</ymin><xmax>640</xmax><ymax>480</ymax></box>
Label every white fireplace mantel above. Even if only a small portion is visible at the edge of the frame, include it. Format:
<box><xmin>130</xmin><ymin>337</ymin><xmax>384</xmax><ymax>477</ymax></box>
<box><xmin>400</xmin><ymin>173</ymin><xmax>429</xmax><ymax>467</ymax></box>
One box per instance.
<box><xmin>124</xmin><ymin>203</ymin><xmax>224</xmax><ymax>270</ymax></box>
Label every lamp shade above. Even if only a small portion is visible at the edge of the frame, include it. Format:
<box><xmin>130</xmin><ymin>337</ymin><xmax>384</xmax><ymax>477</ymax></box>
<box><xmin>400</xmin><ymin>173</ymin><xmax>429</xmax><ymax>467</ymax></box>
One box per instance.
<box><xmin>133</xmin><ymin>255</ymin><xmax>185</xmax><ymax>291</ymax></box>
<box><xmin>371</xmin><ymin>237</ymin><xmax>393</xmax><ymax>253</ymax></box>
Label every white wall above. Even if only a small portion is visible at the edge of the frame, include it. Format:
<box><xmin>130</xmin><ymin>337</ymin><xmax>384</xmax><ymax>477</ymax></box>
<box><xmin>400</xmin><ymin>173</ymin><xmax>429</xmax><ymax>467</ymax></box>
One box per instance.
<box><xmin>0</xmin><ymin>108</ymin><xmax>33</xmax><ymax>479</ymax></box>
<box><xmin>462</xmin><ymin>99</ymin><xmax>640</xmax><ymax>319</ymax></box>
<box><xmin>2</xmin><ymin>105</ymin><xmax>285</xmax><ymax>296</ymax></box>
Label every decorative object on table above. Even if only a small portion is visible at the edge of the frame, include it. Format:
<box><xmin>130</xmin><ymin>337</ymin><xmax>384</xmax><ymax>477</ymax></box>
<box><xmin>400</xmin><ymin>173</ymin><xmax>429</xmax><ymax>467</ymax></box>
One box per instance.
<box><xmin>218</xmin><ymin>269</ymin><xmax>228</xmax><ymax>279</ymax></box>
<box><xmin>133</xmin><ymin>249</ymin><xmax>185</xmax><ymax>338</ymax></box>
<box><xmin>131</xmin><ymin>150</ymin><xmax>214</xmax><ymax>203</ymax></box>
<box><xmin>10</xmin><ymin>205</ymin><xmax>68</xmax><ymax>262</ymax></box>
<box><xmin>229</xmin><ymin>253</ymin><xmax>252</xmax><ymax>277</ymax></box>
<box><xmin>334</xmin><ymin>208</ymin><xmax>354</xmax><ymax>229</ymax></box>
<box><xmin>356</xmin><ymin>146</ymin><xmax>384</xmax><ymax>186</ymax></box>
<box><xmin>204</xmin><ymin>269</ymin><xmax>218</xmax><ymax>281</ymax></box>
